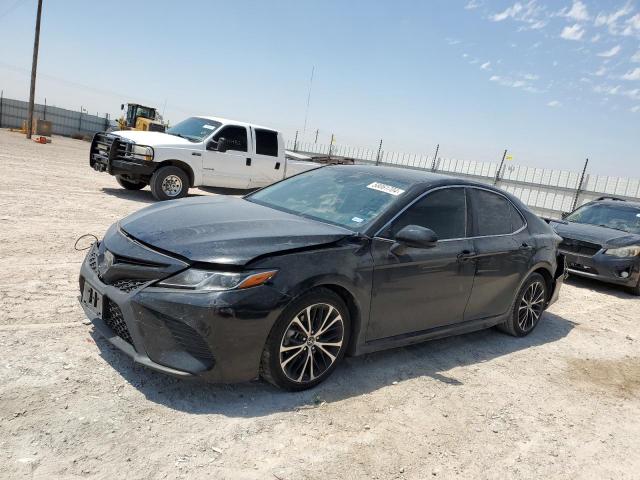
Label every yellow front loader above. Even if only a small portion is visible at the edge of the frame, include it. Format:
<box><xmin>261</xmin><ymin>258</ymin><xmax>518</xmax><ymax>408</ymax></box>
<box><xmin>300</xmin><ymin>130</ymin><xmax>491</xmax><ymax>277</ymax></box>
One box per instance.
<box><xmin>117</xmin><ymin>103</ymin><xmax>166</xmax><ymax>132</ymax></box>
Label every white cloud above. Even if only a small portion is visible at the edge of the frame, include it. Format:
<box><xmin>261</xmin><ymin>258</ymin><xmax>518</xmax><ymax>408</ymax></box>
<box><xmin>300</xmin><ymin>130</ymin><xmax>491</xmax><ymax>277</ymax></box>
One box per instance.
<box><xmin>566</xmin><ymin>1</ymin><xmax>590</xmax><ymax>22</ymax></box>
<box><xmin>591</xmin><ymin>33</ymin><xmax>601</xmax><ymax>42</ymax></box>
<box><xmin>547</xmin><ymin>100</ymin><xmax>562</xmax><ymax>107</ymax></box>
<box><xmin>560</xmin><ymin>23</ymin><xmax>585</xmax><ymax>40</ymax></box>
<box><xmin>481</xmin><ymin>61</ymin><xmax>491</xmax><ymax>70</ymax></box>
<box><xmin>489</xmin><ymin>74</ymin><xmax>540</xmax><ymax>92</ymax></box>
<box><xmin>622</xmin><ymin>68</ymin><xmax>640</xmax><ymax>80</ymax></box>
<box><xmin>632</xmin><ymin>50</ymin><xmax>640</xmax><ymax>63</ymax></box>
<box><xmin>465</xmin><ymin>0</ymin><xmax>481</xmax><ymax>10</ymax></box>
<box><xmin>594</xmin><ymin>3</ymin><xmax>634</xmax><ymax>35</ymax></box>
<box><xmin>631</xmin><ymin>105</ymin><xmax>640</xmax><ymax>113</ymax></box>
<box><xmin>594</xmin><ymin>66</ymin><xmax>607</xmax><ymax>76</ymax></box>
<box><xmin>597</xmin><ymin>45</ymin><xmax>621</xmax><ymax>57</ymax></box>
<box><xmin>623</xmin><ymin>13</ymin><xmax>640</xmax><ymax>37</ymax></box>
<box><xmin>491</xmin><ymin>3</ymin><xmax>523</xmax><ymax>22</ymax></box>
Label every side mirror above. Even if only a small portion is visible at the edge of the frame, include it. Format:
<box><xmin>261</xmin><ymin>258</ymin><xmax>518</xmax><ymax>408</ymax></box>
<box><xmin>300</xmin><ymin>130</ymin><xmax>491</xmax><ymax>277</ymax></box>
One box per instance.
<box><xmin>391</xmin><ymin>225</ymin><xmax>438</xmax><ymax>255</ymax></box>
<box><xmin>216</xmin><ymin>138</ymin><xmax>228</xmax><ymax>153</ymax></box>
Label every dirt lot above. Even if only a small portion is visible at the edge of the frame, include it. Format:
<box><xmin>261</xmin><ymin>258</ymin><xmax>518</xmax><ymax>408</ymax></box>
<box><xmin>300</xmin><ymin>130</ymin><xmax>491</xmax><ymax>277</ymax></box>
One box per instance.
<box><xmin>1</xmin><ymin>128</ymin><xmax>639</xmax><ymax>479</ymax></box>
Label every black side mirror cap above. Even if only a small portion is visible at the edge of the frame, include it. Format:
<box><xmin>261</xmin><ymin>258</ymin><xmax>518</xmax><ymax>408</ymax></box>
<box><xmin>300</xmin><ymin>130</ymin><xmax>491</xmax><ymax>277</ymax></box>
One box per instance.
<box><xmin>391</xmin><ymin>225</ymin><xmax>438</xmax><ymax>255</ymax></box>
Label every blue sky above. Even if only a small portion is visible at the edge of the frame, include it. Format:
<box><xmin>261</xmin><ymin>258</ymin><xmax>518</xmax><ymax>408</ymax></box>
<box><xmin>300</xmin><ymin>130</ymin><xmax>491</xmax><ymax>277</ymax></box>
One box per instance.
<box><xmin>0</xmin><ymin>0</ymin><xmax>639</xmax><ymax>175</ymax></box>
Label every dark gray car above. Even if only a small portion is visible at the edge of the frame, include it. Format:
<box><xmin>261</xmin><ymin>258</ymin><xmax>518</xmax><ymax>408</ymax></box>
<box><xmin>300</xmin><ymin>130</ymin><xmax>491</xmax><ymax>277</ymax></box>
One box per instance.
<box><xmin>550</xmin><ymin>197</ymin><xmax>640</xmax><ymax>295</ymax></box>
<box><xmin>79</xmin><ymin>165</ymin><xmax>564</xmax><ymax>390</ymax></box>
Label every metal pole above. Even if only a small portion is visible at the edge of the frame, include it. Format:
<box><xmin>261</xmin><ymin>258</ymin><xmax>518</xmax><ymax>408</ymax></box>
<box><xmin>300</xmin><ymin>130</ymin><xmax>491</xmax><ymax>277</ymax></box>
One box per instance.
<box><xmin>293</xmin><ymin>130</ymin><xmax>298</xmax><ymax>152</ymax></box>
<box><xmin>328</xmin><ymin>134</ymin><xmax>334</xmax><ymax>159</ymax></box>
<box><xmin>79</xmin><ymin>106</ymin><xmax>82</xmax><ymax>132</ymax></box>
<box><xmin>0</xmin><ymin>90</ymin><xmax>3</xmax><ymax>128</ymax></box>
<box><xmin>43</xmin><ymin>97</ymin><xmax>46</xmax><ymax>120</ymax></box>
<box><xmin>493</xmin><ymin>149</ymin><xmax>508</xmax><ymax>185</ymax></box>
<box><xmin>430</xmin><ymin>144</ymin><xmax>440</xmax><ymax>171</ymax></box>
<box><xmin>314</xmin><ymin>129</ymin><xmax>319</xmax><ymax>143</ymax></box>
<box><xmin>375</xmin><ymin>139</ymin><xmax>383</xmax><ymax>166</ymax></box>
<box><xmin>571</xmin><ymin>158</ymin><xmax>589</xmax><ymax>212</ymax></box>
<box><xmin>26</xmin><ymin>0</ymin><xmax>43</xmax><ymax>139</ymax></box>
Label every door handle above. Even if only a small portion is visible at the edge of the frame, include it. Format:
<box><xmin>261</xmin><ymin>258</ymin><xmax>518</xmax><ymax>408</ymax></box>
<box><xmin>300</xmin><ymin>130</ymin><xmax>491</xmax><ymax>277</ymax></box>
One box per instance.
<box><xmin>457</xmin><ymin>250</ymin><xmax>478</xmax><ymax>262</ymax></box>
<box><xmin>246</xmin><ymin>158</ymin><xmax>252</xmax><ymax>166</ymax></box>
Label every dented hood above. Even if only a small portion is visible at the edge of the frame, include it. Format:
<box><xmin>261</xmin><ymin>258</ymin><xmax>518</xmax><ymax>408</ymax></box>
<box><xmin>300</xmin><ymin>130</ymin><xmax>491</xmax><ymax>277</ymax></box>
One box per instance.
<box><xmin>119</xmin><ymin>196</ymin><xmax>353</xmax><ymax>265</ymax></box>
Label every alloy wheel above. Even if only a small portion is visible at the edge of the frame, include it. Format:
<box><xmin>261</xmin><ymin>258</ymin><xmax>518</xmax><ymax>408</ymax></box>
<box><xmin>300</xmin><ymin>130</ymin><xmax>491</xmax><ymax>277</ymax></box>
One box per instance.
<box><xmin>161</xmin><ymin>174</ymin><xmax>183</xmax><ymax>197</ymax></box>
<box><xmin>279</xmin><ymin>303</ymin><xmax>344</xmax><ymax>384</ymax></box>
<box><xmin>518</xmin><ymin>281</ymin><xmax>545</xmax><ymax>332</ymax></box>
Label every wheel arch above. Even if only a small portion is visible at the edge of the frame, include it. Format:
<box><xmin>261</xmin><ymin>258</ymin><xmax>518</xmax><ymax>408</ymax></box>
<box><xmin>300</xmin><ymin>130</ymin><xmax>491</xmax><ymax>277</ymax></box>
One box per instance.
<box><xmin>317</xmin><ymin>283</ymin><xmax>362</xmax><ymax>356</ymax></box>
<box><xmin>157</xmin><ymin>159</ymin><xmax>195</xmax><ymax>187</ymax></box>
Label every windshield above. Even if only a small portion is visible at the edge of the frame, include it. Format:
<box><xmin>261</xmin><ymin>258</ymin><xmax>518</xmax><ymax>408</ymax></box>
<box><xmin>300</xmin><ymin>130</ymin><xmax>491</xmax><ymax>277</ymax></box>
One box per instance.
<box><xmin>166</xmin><ymin>117</ymin><xmax>222</xmax><ymax>142</ymax></box>
<box><xmin>565</xmin><ymin>202</ymin><xmax>640</xmax><ymax>234</ymax></box>
<box><xmin>247</xmin><ymin>167</ymin><xmax>412</xmax><ymax>231</ymax></box>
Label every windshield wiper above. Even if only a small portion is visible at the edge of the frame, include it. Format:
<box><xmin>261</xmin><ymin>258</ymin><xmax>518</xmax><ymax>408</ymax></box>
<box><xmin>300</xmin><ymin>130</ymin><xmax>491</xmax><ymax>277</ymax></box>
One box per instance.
<box><xmin>167</xmin><ymin>132</ymin><xmax>194</xmax><ymax>141</ymax></box>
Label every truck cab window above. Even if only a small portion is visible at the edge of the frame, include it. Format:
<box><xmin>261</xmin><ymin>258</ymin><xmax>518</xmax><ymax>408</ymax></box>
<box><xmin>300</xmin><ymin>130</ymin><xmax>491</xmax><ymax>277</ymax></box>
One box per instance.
<box><xmin>255</xmin><ymin>129</ymin><xmax>279</xmax><ymax>157</ymax></box>
<box><xmin>213</xmin><ymin>126</ymin><xmax>247</xmax><ymax>152</ymax></box>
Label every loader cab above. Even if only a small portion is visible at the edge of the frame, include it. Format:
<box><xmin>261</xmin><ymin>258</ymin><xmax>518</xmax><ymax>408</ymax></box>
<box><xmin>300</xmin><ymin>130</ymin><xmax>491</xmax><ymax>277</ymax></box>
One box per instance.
<box><xmin>120</xmin><ymin>103</ymin><xmax>166</xmax><ymax>132</ymax></box>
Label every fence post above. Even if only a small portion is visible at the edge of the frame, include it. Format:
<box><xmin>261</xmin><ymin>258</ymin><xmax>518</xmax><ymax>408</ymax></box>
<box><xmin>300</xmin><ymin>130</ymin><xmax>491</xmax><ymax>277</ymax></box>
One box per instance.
<box><xmin>430</xmin><ymin>144</ymin><xmax>440</xmax><ymax>171</ymax></box>
<box><xmin>571</xmin><ymin>158</ymin><xmax>589</xmax><ymax>212</ymax></box>
<box><xmin>0</xmin><ymin>90</ymin><xmax>3</xmax><ymax>128</ymax></box>
<box><xmin>493</xmin><ymin>149</ymin><xmax>508</xmax><ymax>185</ymax></box>
<box><xmin>79</xmin><ymin>106</ymin><xmax>83</xmax><ymax>133</ymax></box>
<box><xmin>328</xmin><ymin>134</ymin><xmax>334</xmax><ymax>158</ymax></box>
<box><xmin>293</xmin><ymin>130</ymin><xmax>298</xmax><ymax>152</ymax></box>
<box><xmin>375</xmin><ymin>139</ymin><xmax>383</xmax><ymax>166</ymax></box>
<box><xmin>43</xmin><ymin>97</ymin><xmax>47</xmax><ymax>120</ymax></box>
<box><xmin>314</xmin><ymin>129</ymin><xmax>319</xmax><ymax>143</ymax></box>
<box><xmin>104</xmin><ymin>113</ymin><xmax>109</xmax><ymax>130</ymax></box>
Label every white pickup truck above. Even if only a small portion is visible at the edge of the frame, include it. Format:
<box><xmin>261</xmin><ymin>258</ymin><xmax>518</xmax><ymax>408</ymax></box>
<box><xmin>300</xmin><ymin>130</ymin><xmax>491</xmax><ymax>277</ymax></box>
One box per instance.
<box><xmin>89</xmin><ymin>116</ymin><xmax>319</xmax><ymax>200</ymax></box>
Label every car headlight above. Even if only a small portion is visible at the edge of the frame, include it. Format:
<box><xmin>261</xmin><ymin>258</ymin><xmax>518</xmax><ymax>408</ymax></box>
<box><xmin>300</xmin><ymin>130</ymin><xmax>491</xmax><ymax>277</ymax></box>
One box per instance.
<box><xmin>603</xmin><ymin>246</ymin><xmax>640</xmax><ymax>258</ymax></box>
<box><xmin>132</xmin><ymin>144</ymin><xmax>154</xmax><ymax>161</ymax></box>
<box><xmin>156</xmin><ymin>268</ymin><xmax>277</xmax><ymax>291</ymax></box>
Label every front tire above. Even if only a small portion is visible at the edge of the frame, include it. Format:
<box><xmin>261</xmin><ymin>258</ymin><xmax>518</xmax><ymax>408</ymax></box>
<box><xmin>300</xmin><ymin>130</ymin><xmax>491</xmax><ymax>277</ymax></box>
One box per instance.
<box><xmin>116</xmin><ymin>175</ymin><xmax>146</xmax><ymax>190</ymax></box>
<box><xmin>498</xmin><ymin>273</ymin><xmax>547</xmax><ymax>337</ymax></box>
<box><xmin>150</xmin><ymin>166</ymin><xmax>189</xmax><ymax>201</ymax></box>
<box><xmin>260</xmin><ymin>288</ymin><xmax>350</xmax><ymax>391</ymax></box>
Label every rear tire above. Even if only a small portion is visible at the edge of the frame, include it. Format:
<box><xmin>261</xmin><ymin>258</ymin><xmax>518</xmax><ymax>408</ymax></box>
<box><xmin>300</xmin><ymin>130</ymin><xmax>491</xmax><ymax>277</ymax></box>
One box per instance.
<box><xmin>260</xmin><ymin>288</ymin><xmax>350</xmax><ymax>391</ymax></box>
<box><xmin>150</xmin><ymin>166</ymin><xmax>189</xmax><ymax>201</ymax></box>
<box><xmin>116</xmin><ymin>175</ymin><xmax>146</xmax><ymax>190</ymax></box>
<box><xmin>498</xmin><ymin>272</ymin><xmax>547</xmax><ymax>337</ymax></box>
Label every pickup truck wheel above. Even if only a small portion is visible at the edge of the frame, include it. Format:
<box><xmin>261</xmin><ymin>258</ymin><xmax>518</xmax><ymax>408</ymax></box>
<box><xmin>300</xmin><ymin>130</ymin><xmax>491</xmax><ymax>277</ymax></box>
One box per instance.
<box><xmin>150</xmin><ymin>166</ymin><xmax>189</xmax><ymax>201</ymax></box>
<box><xmin>116</xmin><ymin>176</ymin><xmax>146</xmax><ymax>190</ymax></box>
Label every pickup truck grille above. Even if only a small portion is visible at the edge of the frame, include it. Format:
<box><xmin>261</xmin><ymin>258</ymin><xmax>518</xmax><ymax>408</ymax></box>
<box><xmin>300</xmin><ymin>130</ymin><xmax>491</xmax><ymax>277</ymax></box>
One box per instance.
<box><xmin>559</xmin><ymin>238</ymin><xmax>602</xmax><ymax>257</ymax></box>
<box><xmin>90</xmin><ymin>132</ymin><xmax>138</xmax><ymax>171</ymax></box>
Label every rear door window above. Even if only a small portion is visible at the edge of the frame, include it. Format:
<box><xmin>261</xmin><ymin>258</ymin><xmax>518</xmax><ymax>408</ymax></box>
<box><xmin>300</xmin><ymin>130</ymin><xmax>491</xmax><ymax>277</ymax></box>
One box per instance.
<box><xmin>255</xmin><ymin>129</ymin><xmax>279</xmax><ymax>157</ymax></box>
<box><xmin>469</xmin><ymin>188</ymin><xmax>525</xmax><ymax>236</ymax></box>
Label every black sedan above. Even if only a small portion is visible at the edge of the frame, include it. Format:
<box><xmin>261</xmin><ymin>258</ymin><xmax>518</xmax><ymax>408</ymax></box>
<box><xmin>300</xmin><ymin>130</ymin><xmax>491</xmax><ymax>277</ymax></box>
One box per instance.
<box><xmin>551</xmin><ymin>197</ymin><xmax>640</xmax><ymax>295</ymax></box>
<box><xmin>79</xmin><ymin>165</ymin><xmax>564</xmax><ymax>390</ymax></box>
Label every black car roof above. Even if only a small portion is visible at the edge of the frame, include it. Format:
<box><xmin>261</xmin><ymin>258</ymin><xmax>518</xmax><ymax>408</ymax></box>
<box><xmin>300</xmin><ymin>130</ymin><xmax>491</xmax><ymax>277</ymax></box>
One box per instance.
<box><xmin>326</xmin><ymin>164</ymin><xmax>497</xmax><ymax>191</ymax></box>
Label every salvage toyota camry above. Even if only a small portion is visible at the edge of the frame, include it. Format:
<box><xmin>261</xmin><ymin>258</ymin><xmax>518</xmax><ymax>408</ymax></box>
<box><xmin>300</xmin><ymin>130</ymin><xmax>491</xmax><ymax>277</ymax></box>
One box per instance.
<box><xmin>79</xmin><ymin>165</ymin><xmax>564</xmax><ymax>390</ymax></box>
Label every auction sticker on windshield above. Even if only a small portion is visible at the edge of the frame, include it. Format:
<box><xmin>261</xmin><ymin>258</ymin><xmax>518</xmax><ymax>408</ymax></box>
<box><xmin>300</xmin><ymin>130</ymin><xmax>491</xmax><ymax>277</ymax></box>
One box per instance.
<box><xmin>367</xmin><ymin>182</ymin><xmax>405</xmax><ymax>196</ymax></box>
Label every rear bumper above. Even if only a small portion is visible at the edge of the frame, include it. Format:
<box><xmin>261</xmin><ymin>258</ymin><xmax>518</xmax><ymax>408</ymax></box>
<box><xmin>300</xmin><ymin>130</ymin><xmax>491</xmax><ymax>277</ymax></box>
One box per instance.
<box><xmin>563</xmin><ymin>251</ymin><xmax>640</xmax><ymax>287</ymax></box>
<box><xmin>78</xmin><ymin>248</ymin><xmax>290</xmax><ymax>383</ymax></box>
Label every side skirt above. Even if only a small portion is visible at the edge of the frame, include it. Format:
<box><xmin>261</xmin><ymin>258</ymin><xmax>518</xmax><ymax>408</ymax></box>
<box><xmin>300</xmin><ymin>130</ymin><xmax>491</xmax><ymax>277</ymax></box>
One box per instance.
<box><xmin>354</xmin><ymin>313</ymin><xmax>509</xmax><ymax>356</ymax></box>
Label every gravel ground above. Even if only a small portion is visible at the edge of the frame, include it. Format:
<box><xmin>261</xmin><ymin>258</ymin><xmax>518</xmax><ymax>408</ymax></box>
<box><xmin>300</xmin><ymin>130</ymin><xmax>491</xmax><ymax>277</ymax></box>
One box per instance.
<box><xmin>1</xmin><ymin>128</ymin><xmax>639</xmax><ymax>480</ymax></box>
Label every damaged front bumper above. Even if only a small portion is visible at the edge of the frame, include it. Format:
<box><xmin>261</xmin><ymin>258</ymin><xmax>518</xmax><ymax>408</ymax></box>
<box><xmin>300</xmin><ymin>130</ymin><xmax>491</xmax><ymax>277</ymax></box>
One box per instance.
<box><xmin>78</xmin><ymin>238</ymin><xmax>290</xmax><ymax>383</ymax></box>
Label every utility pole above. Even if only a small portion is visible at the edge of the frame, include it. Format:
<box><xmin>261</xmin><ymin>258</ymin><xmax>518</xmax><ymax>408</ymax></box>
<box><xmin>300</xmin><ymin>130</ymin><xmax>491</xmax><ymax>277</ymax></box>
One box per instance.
<box><xmin>314</xmin><ymin>129</ymin><xmax>319</xmax><ymax>144</ymax></box>
<box><xmin>571</xmin><ymin>158</ymin><xmax>589</xmax><ymax>212</ymax></box>
<box><xmin>494</xmin><ymin>149</ymin><xmax>508</xmax><ymax>185</ymax></box>
<box><xmin>26</xmin><ymin>0</ymin><xmax>43</xmax><ymax>139</ymax></box>
<box><xmin>375</xmin><ymin>139</ymin><xmax>383</xmax><ymax>166</ymax></box>
<box><xmin>430</xmin><ymin>144</ymin><xmax>440</xmax><ymax>171</ymax></box>
<box><xmin>293</xmin><ymin>130</ymin><xmax>298</xmax><ymax>152</ymax></box>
